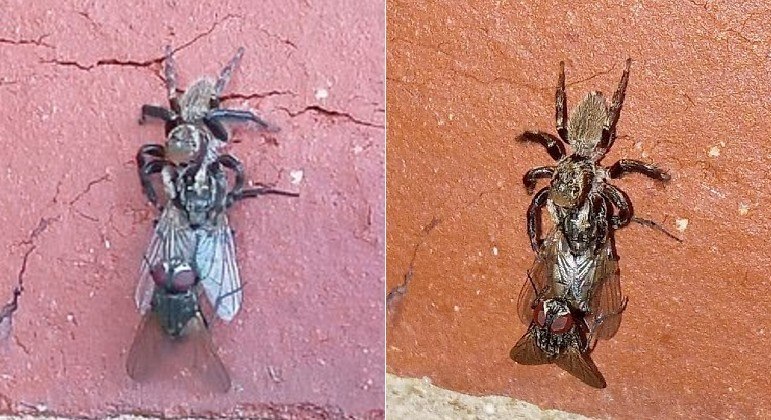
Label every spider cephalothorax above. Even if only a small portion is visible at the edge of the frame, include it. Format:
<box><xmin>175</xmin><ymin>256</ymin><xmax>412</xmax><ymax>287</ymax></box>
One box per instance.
<box><xmin>518</xmin><ymin>59</ymin><xmax>671</xmax><ymax>254</ymax></box>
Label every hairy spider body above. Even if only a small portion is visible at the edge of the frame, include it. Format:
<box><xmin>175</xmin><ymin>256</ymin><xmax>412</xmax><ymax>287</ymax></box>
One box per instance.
<box><xmin>519</xmin><ymin>59</ymin><xmax>670</xmax><ymax>254</ymax></box>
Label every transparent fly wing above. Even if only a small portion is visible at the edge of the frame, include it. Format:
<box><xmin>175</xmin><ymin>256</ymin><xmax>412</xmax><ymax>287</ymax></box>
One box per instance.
<box><xmin>126</xmin><ymin>310</ymin><xmax>231</xmax><ymax>393</ymax></box>
<box><xmin>587</xmin><ymin>239</ymin><xmax>624</xmax><ymax>341</ymax></box>
<box><xmin>136</xmin><ymin>206</ymin><xmax>196</xmax><ymax>313</ymax></box>
<box><xmin>185</xmin><ymin>315</ymin><xmax>231</xmax><ymax>393</ymax></box>
<box><xmin>195</xmin><ymin>214</ymin><xmax>243</xmax><ymax>322</ymax></box>
<box><xmin>510</xmin><ymin>329</ymin><xmax>550</xmax><ymax>366</ymax></box>
<box><xmin>553</xmin><ymin>345</ymin><xmax>606</xmax><ymax>388</ymax></box>
<box><xmin>517</xmin><ymin>229</ymin><xmax>559</xmax><ymax>325</ymax></box>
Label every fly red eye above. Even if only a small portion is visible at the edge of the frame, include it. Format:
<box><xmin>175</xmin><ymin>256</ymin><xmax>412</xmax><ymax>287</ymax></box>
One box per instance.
<box><xmin>550</xmin><ymin>314</ymin><xmax>574</xmax><ymax>333</ymax></box>
<box><xmin>171</xmin><ymin>268</ymin><xmax>197</xmax><ymax>292</ymax></box>
<box><xmin>534</xmin><ymin>306</ymin><xmax>547</xmax><ymax>327</ymax></box>
<box><xmin>151</xmin><ymin>264</ymin><xmax>167</xmax><ymax>287</ymax></box>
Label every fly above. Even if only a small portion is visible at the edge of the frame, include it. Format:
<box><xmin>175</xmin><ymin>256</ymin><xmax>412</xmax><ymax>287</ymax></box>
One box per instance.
<box><xmin>126</xmin><ymin>256</ymin><xmax>231</xmax><ymax>392</ymax></box>
<box><xmin>135</xmin><ymin>155</ymin><xmax>298</xmax><ymax>322</ymax></box>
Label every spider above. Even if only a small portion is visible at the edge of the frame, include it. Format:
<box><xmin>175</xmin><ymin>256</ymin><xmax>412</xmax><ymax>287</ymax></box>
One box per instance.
<box><xmin>518</xmin><ymin>59</ymin><xmax>671</xmax><ymax>255</ymax></box>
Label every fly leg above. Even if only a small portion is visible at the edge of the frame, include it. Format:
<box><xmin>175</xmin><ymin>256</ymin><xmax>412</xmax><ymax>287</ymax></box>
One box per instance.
<box><xmin>598</xmin><ymin>58</ymin><xmax>631</xmax><ymax>151</ymax></box>
<box><xmin>136</xmin><ymin>144</ymin><xmax>168</xmax><ymax>208</ymax></box>
<box><xmin>602</xmin><ymin>184</ymin><xmax>632</xmax><ymax>230</ymax></box>
<box><xmin>213</xmin><ymin>47</ymin><xmax>245</xmax><ymax>101</ymax></box>
<box><xmin>608</xmin><ymin>159</ymin><xmax>670</xmax><ymax>181</ymax></box>
<box><xmin>517</xmin><ymin>131</ymin><xmax>565</xmax><ymax>161</ymax></box>
<box><xmin>555</xmin><ymin>61</ymin><xmax>569</xmax><ymax>142</ymax></box>
<box><xmin>523</xmin><ymin>166</ymin><xmax>555</xmax><ymax>195</ymax></box>
<box><xmin>527</xmin><ymin>187</ymin><xmax>550</xmax><ymax>252</ymax></box>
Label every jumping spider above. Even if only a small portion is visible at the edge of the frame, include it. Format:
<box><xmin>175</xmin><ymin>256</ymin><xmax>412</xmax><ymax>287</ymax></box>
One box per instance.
<box><xmin>519</xmin><ymin>59</ymin><xmax>670</xmax><ymax>255</ymax></box>
<box><xmin>136</xmin><ymin>46</ymin><xmax>275</xmax><ymax>208</ymax></box>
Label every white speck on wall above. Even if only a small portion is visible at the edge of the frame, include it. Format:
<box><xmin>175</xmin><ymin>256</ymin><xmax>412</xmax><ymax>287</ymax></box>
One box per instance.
<box><xmin>492</xmin><ymin>246</ymin><xmax>499</xmax><ymax>256</ymax></box>
<box><xmin>290</xmin><ymin>169</ymin><xmax>304</xmax><ymax>185</ymax></box>
<box><xmin>104</xmin><ymin>239</ymin><xmax>111</xmax><ymax>249</ymax></box>
<box><xmin>453</xmin><ymin>305</ymin><xmax>460</xmax><ymax>312</ymax></box>
<box><xmin>314</xmin><ymin>88</ymin><xmax>328</xmax><ymax>101</ymax></box>
<box><xmin>708</xmin><ymin>146</ymin><xmax>720</xmax><ymax>157</ymax></box>
<box><xmin>676</xmin><ymin>218</ymin><xmax>689</xmax><ymax>232</ymax></box>
<box><xmin>738</xmin><ymin>202</ymin><xmax>749</xmax><ymax>215</ymax></box>
<box><xmin>483</xmin><ymin>403</ymin><xmax>496</xmax><ymax>415</ymax></box>
<box><xmin>448</xmin><ymin>113</ymin><xmax>455</xmax><ymax>121</ymax></box>
<box><xmin>66</xmin><ymin>313</ymin><xmax>74</xmax><ymax>323</ymax></box>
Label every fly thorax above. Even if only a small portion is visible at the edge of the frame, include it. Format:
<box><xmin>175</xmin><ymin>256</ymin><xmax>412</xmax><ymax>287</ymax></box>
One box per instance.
<box><xmin>179</xmin><ymin>80</ymin><xmax>216</xmax><ymax>122</ymax></box>
<box><xmin>152</xmin><ymin>289</ymin><xmax>198</xmax><ymax>337</ymax></box>
<box><xmin>567</xmin><ymin>92</ymin><xmax>608</xmax><ymax>155</ymax></box>
<box><xmin>550</xmin><ymin>156</ymin><xmax>594</xmax><ymax>209</ymax></box>
<box><xmin>167</xmin><ymin>124</ymin><xmax>205</xmax><ymax>165</ymax></box>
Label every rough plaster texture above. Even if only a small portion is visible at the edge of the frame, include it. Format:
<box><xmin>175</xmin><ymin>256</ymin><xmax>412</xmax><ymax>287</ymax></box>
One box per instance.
<box><xmin>0</xmin><ymin>1</ymin><xmax>384</xmax><ymax>418</ymax></box>
<box><xmin>387</xmin><ymin>374</ymin><xmax>591</xmax><ymax>420</ymax></box>
<box><xmin>387</xmin><ymin>1</ymin><xmax>771</xmax><ymax>419</ymax></box>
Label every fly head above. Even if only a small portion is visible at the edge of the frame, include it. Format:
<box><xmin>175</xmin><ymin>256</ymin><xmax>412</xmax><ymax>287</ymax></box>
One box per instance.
<box><xmin>151</xmin><ymin>259</ymin><xmax>197</xmax><ymax>293</ymax></box>
<box><xmin>530</xmin><ymin>298</ymin><xmax>587</xmax><ymax>359</ymax></box>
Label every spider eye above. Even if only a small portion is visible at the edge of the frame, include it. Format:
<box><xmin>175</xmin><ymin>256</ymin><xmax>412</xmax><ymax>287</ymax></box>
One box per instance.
<box><xmin>550</xmin><ymin>314</ymin><xmax>574</xmax><ymax>333</ymax></box>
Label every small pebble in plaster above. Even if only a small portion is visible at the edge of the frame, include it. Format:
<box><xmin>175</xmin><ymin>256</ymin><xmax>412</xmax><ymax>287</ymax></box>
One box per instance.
<box><xmin>290</xmin><ymin>169</ymin><xmax>304</xmax><ymax>185</ymax></box>
<box><xmin>738</xmin><ymin>203</ymin><xmax>750</xmax><ymax>216</ymax></box>
<box><xmin>492</xmin><ymin>246</ymin><xmax>499</xmax><ymax>256</ymax></box>
<box><xmin>314</xmin><ymin>88</ymin><xmax>328</xmax><ymax>101</ymax></box>
<box><xmin>483</xmin><ymin>403</ymin><xmax>496</xmax><ymax>415</ymax></box>
<box><xmin>66</xmin><ymin>313</ymin><xmax>74</xmax><ymax>323</ymax></box>
<box><xmin>676</xmin><ymin>218</ymin><xmax>689</xmax><ymax>232</ymax></box>
<box><xmin>104</xmin><ymin>239</ymin><xmax>111</xmax><ymax>249</ymax></box>
<box><xmin>708</xmin><ymin>146</ymin><xmax>720</xmax><ymax>157</ymax></box>
<box><xmin>453</xmin><ymin>305</ymin><xmax>460</xmax><ymax>312</ymax></box>
<box><xmin>448</xmin><ymin>113</ymin><xmax>455</xmax><ymax>121</ymax></box>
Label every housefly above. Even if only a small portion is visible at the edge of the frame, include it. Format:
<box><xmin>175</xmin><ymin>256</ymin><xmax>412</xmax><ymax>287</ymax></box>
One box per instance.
<box><xmin>136</xmin><ymin>155</ymin><xmax>298</xmax><ymax>322</ymax></box>
<box><xmin>136</xmin><ymin>45</ymin><xmax>274</xmax><ymax>208</ymax></box>
<box><xmin>510</xmin><ymin>221</ymin><xmax>626</xmax><ymax>388</ymax></box>
<box><xmin>127</xmin><ymin>256</ymin><xmax>230</xmax><ymax>392</ymax></box>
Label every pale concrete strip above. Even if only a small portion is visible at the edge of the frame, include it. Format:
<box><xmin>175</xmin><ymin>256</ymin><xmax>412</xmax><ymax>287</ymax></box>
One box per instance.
<box><xmin>387</xmin><ymin>374</ymin><xmax>593</xmax><ymax>420</ymax></box>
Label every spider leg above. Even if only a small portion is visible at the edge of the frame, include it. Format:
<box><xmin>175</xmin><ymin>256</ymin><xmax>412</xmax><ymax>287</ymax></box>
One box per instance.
<box><xmin>203</xmin><ymin>116</ymin><xmax>230</xmax><ymax>142</ymax></box>
<box><xmin>216</xmin><ymin>154</ymin><xmax>247</xmax><ymax>197</ymax></box>
<box><xmin>555</xmin><ymin>61</ymin><xmax>569</xmax><ymax>142</ymax></box>
<box><xmin>608</xmin><ymin>159</ymin><xmax>670</xmax><ymax>181</ymax></box>
<box><xmin>137</xmin><ymin>156</ymin><xmax>169</xmax><ymax>208</ymax></box>
<box><xmin>136</xmin><ymin>144</ymin><xmax>166</xmax><ymax>169</ymax></box>
<box><xmin>602</xmin><ymin>184</ymin><xmax>632</xmax><ymax>229</ymax></box>
<box><xmin>517</xmin><ymin>131</ymin><xmax>565</xmax><ymax>161</ymax></box>
<box><xmin>527</xmin><ymin>187</ymin><xmax>550</xmax><ymax>252</ymax></box>
<box><xmin>139</xmin><ymin>105</ymin><xmax>176</xmax><ymax>125</ymax></box>
<box><xmin>599</xmin><ymin>58</ymin><xmax>631</xmax><ymax>151</ymax></box>
<box><xmin>229</xmin><ymin>186</ymin><xmax>299</xmax><ymax>207</ymax></box>
<box><xmin>163</xmin><ymin>45</ymin><xmax>180</xmax><ymax>113</ymax></box>
<box><xmin>523</xmin><ymin>166</ymin><xmax>555</xmax><ymax>195</ymax></box>
<box><xmin>207</xmin><ymin>109</ymin><xmax>271</xmax><ymax>129</ymax></box>
<box><xmin>213</xmin><ymin>47</ymin><xmax>245</xmax><ymax>102</ymax></box>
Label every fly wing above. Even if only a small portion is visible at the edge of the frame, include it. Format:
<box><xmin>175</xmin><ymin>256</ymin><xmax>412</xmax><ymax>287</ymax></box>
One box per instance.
<box><xmin>517</xmin><ymin>228</ymin><xmax>559</xmax><ymax>325</ymax></box>
<box><xmin>195</xmin><ymin>214</ymin><xmax>243</xmax><ymax>322</ymax></box>
<box><xmin>126</xmin><ymin>312</ymin><xmax>174</xmax><ymax>382</ymax></box>
<box><xmin>136</xmin><ymin>206</ymin><xmax>196</xmax><ymax>314</ymax></box>
<box><xmin>184</xmin><ymin>315</ymin><xmax>232</xmax><ymax>393</ymax></box>
<box><xmin>553</xmin><ymin>345</ymin><xmax>607</xmax><ymax>388</ymax></box>
<box><xmin>587</xmin><ymin>239</ymin><xmax>624</xmax><ymax>341</ymax></box>
<box><xmin>510</xmin><ymin>328</ymin><xmax>550</xmax><ymax>366</ymax></box>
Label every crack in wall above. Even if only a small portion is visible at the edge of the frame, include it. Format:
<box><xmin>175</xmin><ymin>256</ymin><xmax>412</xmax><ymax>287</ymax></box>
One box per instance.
<box><xmin>279</xmin><ymin>105</ymin><xmax>385</xmax><ymax>129</ymax></box>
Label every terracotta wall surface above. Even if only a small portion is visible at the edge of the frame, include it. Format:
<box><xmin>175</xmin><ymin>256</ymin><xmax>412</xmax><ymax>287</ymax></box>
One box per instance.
<box><xmin>387</xmin><ymin>1</ymin><xmax>770</xmax><ymax>419</ymax></box>
<box><xmin>0</xmin><ymin>1</ymin><xmax>384</xmax><ymax>418</ymax></box>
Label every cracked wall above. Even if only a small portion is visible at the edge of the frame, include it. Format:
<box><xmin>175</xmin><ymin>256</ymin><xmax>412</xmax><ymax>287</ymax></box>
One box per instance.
<box><xmin>386</xmin><ymin>1</ymin><xmax>771</xmax><ymax>419</ymax></box>
<box><xmin>0</xmin><ymin>0</ymin><xmax>384</xmax><ymax>418</ymax></box>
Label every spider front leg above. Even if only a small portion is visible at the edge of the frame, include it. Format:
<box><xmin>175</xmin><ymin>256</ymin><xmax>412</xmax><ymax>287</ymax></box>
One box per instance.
<box><xmin>599</xmin><ymin>58</ymin><xmax>631</xmax><ymax>151</ymax></box>
<box><xmin>217</xmin><ymin>154</ymin><xmax>299</xmax><ymax>208</ymax></box>
<box><xmin>517</xmin><ymin>131</ymin><xmax>566</xmax><ymax>161</ymax></box>
<box><xmin>555</xmin><ymin>61</ymin><xmax>569</xmax><ymax>142</ymax></box>
<box><xmin>139</xmin><ymin>105</ymin><xmax>176</xmax><ymax>125</ymax></box>
<box><xmin>523</xmin><ymin>166</ymin><xmax>555</xmax><ymax>195</ymax></box>
<box><xmin>608</xmin><ymin>159</ymin><xmax>670</xmax><ymax>181</ymax></box>
<box><xmin>213</xmin><ymin>47</ymin><xmax>245</xmax><ymax>101</ymax></box>
<box><xmin>602</xmin><ymin>184</ymin><xmax>632</xmax><ymax>229</ymax></box>
<box><xmin>163</xmin><ymin>45</ymin><xmax>180</xmax><ymax>113</ymax></box>
<box><xmin>137</xmin><ymin>158</ymin><xmax>169</xmax><ymax>208</ymax></box>
<box><xmin>527</xmin><ymin>187</ymin><xmax>550</xmax><ymax>252</ymax></box>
